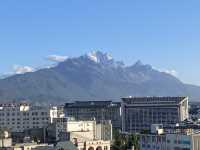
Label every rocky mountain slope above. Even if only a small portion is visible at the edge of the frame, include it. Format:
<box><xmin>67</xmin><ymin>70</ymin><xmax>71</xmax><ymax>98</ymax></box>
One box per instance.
<box><xmin>0</xmin><ymin>51</ymin><xmax>199</xmax><ymax>103</ymax></box>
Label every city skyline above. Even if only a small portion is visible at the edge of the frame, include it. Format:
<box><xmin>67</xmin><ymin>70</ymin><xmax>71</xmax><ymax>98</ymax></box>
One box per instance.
<box><xmin>0</xmin><ymin>0</ymin><xmax>200</xmax><ymax>85</ymax></box>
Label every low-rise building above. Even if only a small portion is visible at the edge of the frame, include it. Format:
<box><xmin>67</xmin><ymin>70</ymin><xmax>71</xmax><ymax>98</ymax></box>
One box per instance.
<box><xmin>13</xmin><ymin>143</ymin><xmax>49</xmax><ymax>150</ymax></box>
<box><xmin>48</xmin><ymin>118</ymin><xmax>112</xmax><ymax>142</ymax></box>
<box><xmin>74</xmin><ymin>140</ymin><xmax>110</xmax><ymax>150</ymax></box>
<box><xmin>139</xmin><ymin>124</ymin><xmax>200</xmax><ymax>150</ymax></box>
<box><xmin>47</xmin><ymin>118</ymin><xmax>111</xmax><ymax>150</ymax></box>
<box><xmin>32</xmin><ymin>141</ymin><xmax>78</xmax><ymax>150</ymax></box>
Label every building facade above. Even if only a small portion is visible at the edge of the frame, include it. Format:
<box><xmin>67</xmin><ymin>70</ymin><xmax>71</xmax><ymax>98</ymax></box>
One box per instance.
<box><xmin>0</xmin><ymin>102</ymin><xmax>58</xmax><ymax>132</ymax></box>
<box><xmin>0</xmin><ymin>129</ymin><xmax>12</xmax><ymax>148</ymax></box>
<box><xmin>96</xmin><ymin>120</ymin><xmax>112</xmax><ymax>141</ymax></box>
<box><xmin>47</xmin><ymin>118</ymin><xmax>111</xmax><ymax>150</ymax></box>
<box><xmin>49</xmin><ymin>118</ymin><xmax>112</xmax><ymax>142</ymax></box>
<box><xmin>64</xmin><ymin>101</ymin><xmax>121</xmax><ymax>129</ymax></box>
<box><xmin>74</xmin><ymin>140</ymin><xmax>110</xmax><ymax>150</ymax></box>
<box><xmin>139</xmin><ymin>124</ymin><xmax>200</xmax><ymax>150</ymax></box>
<box><xmin>122</xmin><ymin>96</ymin><xmax>189</xmax><ymax>133</ymax></box>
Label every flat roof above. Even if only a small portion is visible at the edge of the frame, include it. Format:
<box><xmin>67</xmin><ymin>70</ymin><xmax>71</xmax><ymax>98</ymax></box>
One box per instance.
<box><xmin>122</xmin><ymin>96</ymin><xmax>188</xmax><ymax>105</ymax></box>
<box><xmin>65</xmin><ymin>101</ymin><xmax>121</xmax><ymax>108</ymax></box>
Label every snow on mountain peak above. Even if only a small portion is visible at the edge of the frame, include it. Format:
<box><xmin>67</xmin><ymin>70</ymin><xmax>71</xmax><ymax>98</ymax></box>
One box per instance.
<box><xmin>86</xmin><ymin>51</ymin><xmax>113</xmax><ymax>64</ymax></box>
<box><xmin>87</xmin><ymin>51</ymin><xmax>99</xmax><ymax>63</ymax></box>
<box><xmin>105</xmin><ymin>53</ymin><xmax>113</xmax><ymax>61</ymax></box>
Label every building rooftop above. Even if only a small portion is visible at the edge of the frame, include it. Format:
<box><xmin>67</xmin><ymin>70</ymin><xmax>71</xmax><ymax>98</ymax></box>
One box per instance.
<box><xmin>65</xmin><ymin>101</ymin><xmax>121</xmax><ymax>108</ymax></box>
<box><xmin>122</xmin><ymin>96</ymin><xmax>188</xmax><ymax>105</ymax></box>
<box><xmin>56</xmin><ymin>141</ymin><xmax>78</xmax><ymax>150</ymax></box>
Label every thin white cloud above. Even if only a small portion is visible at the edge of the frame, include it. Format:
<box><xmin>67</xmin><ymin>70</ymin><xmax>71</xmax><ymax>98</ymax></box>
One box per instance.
<box><xmin>47</xmin><ymin>55</ymin><xmax>68</xmax><ymax>62</ymax></box>
<box><xmin>152</xmin><ymin>66</ymin><xmax>179</xmax><ymax>77</ymax></box>
<box><xmin>163</xmin><ymin>69</ymin><xmax>178</xmax><ymax>77</ymax></box>
<box><xmin>13</xmin><ymin>65</ymin><xmax>35</xmax><ymax>74</ymax></box>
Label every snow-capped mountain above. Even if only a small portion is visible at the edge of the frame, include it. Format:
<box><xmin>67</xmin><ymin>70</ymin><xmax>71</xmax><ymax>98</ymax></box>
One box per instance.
<box><xmin>0</xmin><ymin>51</ymin><xmax>199</xmax><ymax>103</ymax></box>
<box><xmin>86</xmin><ymin>51</ymin><xmax>113</xmax><ymax>63</ymax></box>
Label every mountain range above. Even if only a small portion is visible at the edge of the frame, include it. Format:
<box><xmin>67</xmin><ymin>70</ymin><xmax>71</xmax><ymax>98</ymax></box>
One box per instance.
<box><xmin>0</xmin><ymin>51</ymin><xmax>199</xmax><ymax>103</ymax></box>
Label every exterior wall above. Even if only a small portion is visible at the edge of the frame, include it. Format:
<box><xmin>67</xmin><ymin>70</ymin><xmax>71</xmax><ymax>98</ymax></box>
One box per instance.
<box><xmin>166</xmin><ymin>134</ymin><xmax>192</xmax><ymax>150</ymax></box>
<box><xmin>180</xmin><ymin>99</ymin><xmax>189</xmax><ymax>121</ymax></box>
<box><xmin>139</xmin><ymin>134</ymin><xmax>167</xmax><ymax>150</ymax></box>
<box><xmin>14</xmin><ymin>143</ymin><xmax>49</xmax><ymax>150</ymax></box>
<box><xmin>70</xmin><ymin>131</ymin><xmax>94</xmax><ymax>142</ymax></box>
<box><xmin>96</xmin><ymin>121</ymin><xmax>112</xmax><ymax>141</ymax></box>
<box><xmin>0</xmin><ymin>103</ymin><xmax>57</xmax><ymax>132</ymax></box>
<box><xmin>76</xmin><ymin>140</ymin><xmax>110</xmax><ymax>150</ymax></box>
<box><xmin>54</xmin><ymin>118</ymin><xmax>68</xmax><ymax>141</ymax></box>
<box><xmin>139</xmin><ymin>133</ymin><xmax>199</xmax><ymax>150</ymax></box>
<box><xmin>49</xmin><ymin>119</ymin><xmax>111</xmax><ymax>150</ymax></box>
<box><xmin>64</xmin><ymin>101</ymin><xmax>121</xmax><ymax>129</ymax></box>
<box><xmin>49</xmin><ymin>119</ymin><xmax>96</xmax><ymax>141</ymax></box>
<box><xmin>67</xmin><ymin>121</ymin><xmax>96</xmax><ymax>141</ymax></box>
<box><xmin>191</xmin><ymin>134</ymin><xmax>200</xmax><ymax>150</ymax></box>
<box><xmin>67</xmin><ymin>121</ymin><xmax>96</xmax><ymax>132</ymax></box>
<box><xmin>0</xmin><ymin>138</ymin><xmax>12</xmax><ymax>147</ymax></box>
<box><xmin>50</xmin><ymin>107</ymin><xmax>58</xmax><ymax>123</ymax></box>
<box><xmin>122</xmin><ymin>97</ymin><xmax>189</xmax><ymax>133</ymax></box>
<box><xmin>51</xmin><ymin>119</ymin><xmax>112</xmax><ymax>142</ymax></box>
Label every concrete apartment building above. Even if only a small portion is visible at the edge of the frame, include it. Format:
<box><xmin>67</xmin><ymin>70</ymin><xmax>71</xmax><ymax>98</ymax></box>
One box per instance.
<box><xmin>122</xmin><ymin>96</ymin><xmax>189</xmax><ymax>133</ymax></box>
<box><xmin>68</xmin><ymin>120</ymin><xmax>111</xmax><ymax>150</ymax></box>
<box><xmin>49</xmin><ymin>118</ymin><xmax>112</xmax><ymax>142</ymax></box>
<box><xmin>0</xmin><ymin>102</ymin><xmax>58</xmax><ymax>132</ymax></box>
<box><xmin>48</xmin><ymin>118</ymin><xmax>111</xmax><ymax>150</ymax></box>
<box><xmin>64</xmin><ymin>101</ymin><xmax>121</xmax><ymax>129</ymax></box>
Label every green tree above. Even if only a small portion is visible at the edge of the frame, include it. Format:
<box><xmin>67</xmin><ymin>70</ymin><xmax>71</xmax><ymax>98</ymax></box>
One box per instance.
<box><xmin>112</xmin><ymin>129</ymin><xmax>139</xmax><ymax>150</ymax></box>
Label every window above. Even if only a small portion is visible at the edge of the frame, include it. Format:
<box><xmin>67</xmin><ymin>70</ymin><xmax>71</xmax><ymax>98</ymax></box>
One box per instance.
<box><xmin>174</xmin><ymin>147</ymin><xmax>181</xmax><ymax>150</ymax></box>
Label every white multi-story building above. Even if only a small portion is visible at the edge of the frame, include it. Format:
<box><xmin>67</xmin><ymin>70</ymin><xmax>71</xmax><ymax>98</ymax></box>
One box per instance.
<box><xmin>0</xmin><ymin>102</ymin><xmax>58</xmax><ymax>132</ymax></box>
<box><xmin>51</xmin><ymin>118</ymin><xmax>112</xmax><ymax>141</ymax></box>
<box><xmin>67</xmin><ymin>120</ymin><xmax>111</xmax><ymax>150</ymax></box>
<box><xmin>49</xmin><ymin>118</ymin><xmax>111</xmax><ymax>150</ymax></box>
<box><xmin>67</xmin><ymin>119</ymin><xmax>97</xmax><ymax>141</ymax></box>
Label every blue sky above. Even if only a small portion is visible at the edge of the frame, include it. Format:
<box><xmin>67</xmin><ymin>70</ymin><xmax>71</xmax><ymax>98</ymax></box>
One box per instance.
<box><xmin>0</xmin><ymin>0</ymin><xmax>200</xmax><ymax>85</ymax></box>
